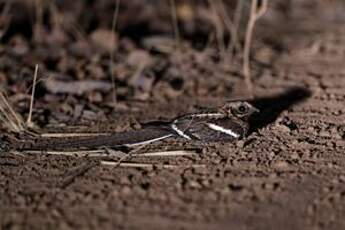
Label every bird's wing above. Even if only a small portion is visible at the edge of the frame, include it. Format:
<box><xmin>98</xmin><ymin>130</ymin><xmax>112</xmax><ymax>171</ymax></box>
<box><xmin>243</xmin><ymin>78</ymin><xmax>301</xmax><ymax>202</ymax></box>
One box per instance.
<box><xmin>172</xmin><ymin>117</ymin><xmax>246</xmax><ymax>142</ymax></box>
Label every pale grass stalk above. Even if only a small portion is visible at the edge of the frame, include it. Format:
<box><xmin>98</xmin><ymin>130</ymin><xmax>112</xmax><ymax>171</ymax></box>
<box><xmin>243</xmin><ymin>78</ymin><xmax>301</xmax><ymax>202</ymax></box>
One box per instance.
<box><xmin>0</xmin><ymin>101</ymin><xmax>18</xmax><ymax>131</ymax></box>
<box><xmin>137</xmin><ymin>150</ymin><xmax>196</xmax><ymax>157</ymax></box>
<box><xmin>0</xmin><ymin>92</ymin><xmax>24</xmax><ymax>132</ymax></box>
<box><xmin>0</xmin><ymin>114</ymin><xmax>17</xmax><ymax>132</ymax></box>
<box><xmin>26</xmin><ymin>64</ymin><xmax>38</xmax><ymax>127</ymax></box>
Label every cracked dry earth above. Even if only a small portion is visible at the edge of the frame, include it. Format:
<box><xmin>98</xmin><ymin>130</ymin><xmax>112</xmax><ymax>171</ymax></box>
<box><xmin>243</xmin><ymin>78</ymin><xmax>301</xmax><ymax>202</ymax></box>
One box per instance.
<box><xmin>1</xmin><ymin>12</ymin><xmax>345</xmax><ymax>230</ymax></box>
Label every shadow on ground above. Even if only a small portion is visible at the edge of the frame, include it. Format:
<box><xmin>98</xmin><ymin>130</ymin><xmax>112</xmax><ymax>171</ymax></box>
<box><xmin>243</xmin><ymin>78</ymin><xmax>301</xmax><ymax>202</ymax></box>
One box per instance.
<box><xmin>249</xmin><ymin>87</ymin><xmax>312</xmax><ymax>133</ymax></box>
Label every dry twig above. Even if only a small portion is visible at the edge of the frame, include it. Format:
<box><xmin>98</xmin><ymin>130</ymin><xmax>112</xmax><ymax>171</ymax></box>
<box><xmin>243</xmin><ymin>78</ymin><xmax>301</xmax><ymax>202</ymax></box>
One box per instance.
<box><xmin>59</xmin><ymin>161</ymin><xmax>99</xmax><ymax>188</ymax></box>
<box><xmin>207</xmin><ymin>0</ymin><xmax>226</xmax><ymax>56</ymax></box>
<box><xmin>243</xmin><ymin>0</ymin><xmax>268</xmax><ymax>97</ymax></box>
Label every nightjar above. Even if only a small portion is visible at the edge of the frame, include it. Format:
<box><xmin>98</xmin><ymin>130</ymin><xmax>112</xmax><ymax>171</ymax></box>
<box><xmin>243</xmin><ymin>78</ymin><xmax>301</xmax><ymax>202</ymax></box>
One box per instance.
<box><xmin>14</xmin><ymin>101</ymin><xmax>259</xmax><ymax>151</ymax></box>
<box><xmin>169</xmin><ymin>101</ymin><xmax>258</xmax><ymax>142</ymax></box>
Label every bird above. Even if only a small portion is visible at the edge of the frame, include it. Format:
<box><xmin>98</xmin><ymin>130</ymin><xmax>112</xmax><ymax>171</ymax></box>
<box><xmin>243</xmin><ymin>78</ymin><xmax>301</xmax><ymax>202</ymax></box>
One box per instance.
<box><xmin>14</xmin><ymin>101</ymin><xmax>259</xmax><ymax>151</ymax></box>
<box><xmin>170</xmin><ymin>101</ymin><xmax>259</xmax><ymax>143</ymax></box>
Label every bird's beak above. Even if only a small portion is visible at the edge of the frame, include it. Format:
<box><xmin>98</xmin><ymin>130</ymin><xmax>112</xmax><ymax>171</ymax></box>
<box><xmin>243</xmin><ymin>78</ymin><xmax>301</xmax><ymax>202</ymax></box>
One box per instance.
<box><xmin>251</xmin><ymin>107</ymin><xmax>260</xmax><ymax>113</ymax></box>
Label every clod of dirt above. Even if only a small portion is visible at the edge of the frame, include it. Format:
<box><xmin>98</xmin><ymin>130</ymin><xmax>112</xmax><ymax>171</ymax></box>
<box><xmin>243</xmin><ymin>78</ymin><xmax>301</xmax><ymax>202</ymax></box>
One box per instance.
<box><xmin>127</xmin><ymin>50</ymin><xmax>153</xmax><ymax>68</ymax></box>
<box><xmin>142</xmin><ymin>36</ymin><xmax>177</xmax><ymax>53</ymax></box>
<box><xmin>8</xmin><ymin>35</ymin><xmax>29</xmax><ymax>56</ymax></box>
<box><xmin>90</xmin><ymin>29</ymin><xmax>118</xmax><ymax>53</ymax></box>
<box><xmin>69</xmin><ymin>40</ymin><xmax>94</xmax><ymax>58</ymax></box>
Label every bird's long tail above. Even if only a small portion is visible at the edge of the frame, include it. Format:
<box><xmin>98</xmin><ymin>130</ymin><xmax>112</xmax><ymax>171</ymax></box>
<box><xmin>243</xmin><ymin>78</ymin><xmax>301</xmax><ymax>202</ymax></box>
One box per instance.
<box><xmin>12</xmin><ymin>126</ymin><xmax>174</xmax><ymax>151</ymax></box>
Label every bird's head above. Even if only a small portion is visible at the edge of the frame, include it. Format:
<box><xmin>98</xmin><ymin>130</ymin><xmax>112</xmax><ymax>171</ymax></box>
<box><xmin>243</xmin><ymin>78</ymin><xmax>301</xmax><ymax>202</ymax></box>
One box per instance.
<box><xmin>220</xmin><ymin>101</ymin><xmax>259</xmax><ymax>121</ymax></box>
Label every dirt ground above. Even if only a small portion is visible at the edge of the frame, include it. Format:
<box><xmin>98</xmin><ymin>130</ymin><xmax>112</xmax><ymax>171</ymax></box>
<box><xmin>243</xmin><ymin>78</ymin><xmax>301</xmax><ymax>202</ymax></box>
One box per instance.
<box><xmin>0</xmin><ymin>1</ymin><xmax>345</xmax><ymax>229</ymax></box>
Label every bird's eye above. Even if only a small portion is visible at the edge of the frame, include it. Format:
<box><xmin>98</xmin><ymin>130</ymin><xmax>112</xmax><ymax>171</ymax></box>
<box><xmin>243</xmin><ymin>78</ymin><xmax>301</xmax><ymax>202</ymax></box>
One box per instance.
<box><xmin>237</xmin><ymin>105</ymin><xmax>248</xmax><ymax>113</ymax></box>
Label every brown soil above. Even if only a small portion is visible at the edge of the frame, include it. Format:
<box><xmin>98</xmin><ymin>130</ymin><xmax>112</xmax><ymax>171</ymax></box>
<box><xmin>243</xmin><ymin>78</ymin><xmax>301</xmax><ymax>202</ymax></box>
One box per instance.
<box><xmin>1</xmin><ymin>1</ymin><xmax>345</xmax><ymax>229</ymax></box>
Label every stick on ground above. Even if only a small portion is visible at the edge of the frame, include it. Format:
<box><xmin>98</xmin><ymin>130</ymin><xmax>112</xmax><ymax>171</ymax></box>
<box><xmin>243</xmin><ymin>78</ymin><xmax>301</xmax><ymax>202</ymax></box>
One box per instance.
<box><xmin>59</xmin><ymin>161</ymin><xmax>99</xmax><ymax>188</ymax></box>
<box><xmin>25</xmin><ymin>149</ymin><xmax>197</xmax><ymax>158</ymax></box>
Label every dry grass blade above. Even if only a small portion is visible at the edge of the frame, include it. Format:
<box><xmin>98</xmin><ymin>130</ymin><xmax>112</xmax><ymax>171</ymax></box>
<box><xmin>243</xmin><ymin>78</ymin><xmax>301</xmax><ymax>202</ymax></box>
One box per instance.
<box><xmin>0</xmin><ymin>93</ymin><xmax>24</xmax><ymax>127</ymax></box>
<box><xmin>26</xmin><ymin>64</ymin><xmax>38</xmax><ymax>128</ymax></box>
<box><xmin>138</xmin><ymin>150</ymin><xmax>196</xmax><ymax>157</ymax></box>
<box><xmin>0</xmin><ymin>101</ymin><xmax>17</xmax><ymax>131</ymax></box>
<box><xmin>0</xmin><ymin>92</ymin><xmax>25</xmax><ymax>132</ymax></box>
